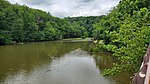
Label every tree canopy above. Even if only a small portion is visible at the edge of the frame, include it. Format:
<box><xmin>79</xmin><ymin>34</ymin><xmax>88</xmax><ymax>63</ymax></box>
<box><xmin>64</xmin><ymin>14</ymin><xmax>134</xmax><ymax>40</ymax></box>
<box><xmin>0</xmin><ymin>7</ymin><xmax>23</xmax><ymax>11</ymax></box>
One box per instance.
<box><xmin>92</xmin><ymin>0</ymin><xmax>150</xmax><ymax>75</ymax></box>
<box><xmin>0</xmin><ymin>0</ymin><xmax>104</xmax><ymax>44</ymax></box>
<box><xmin>65</xmin><ymin>16</ymin><xmax>104</xmax><ymax>37</ymax></box>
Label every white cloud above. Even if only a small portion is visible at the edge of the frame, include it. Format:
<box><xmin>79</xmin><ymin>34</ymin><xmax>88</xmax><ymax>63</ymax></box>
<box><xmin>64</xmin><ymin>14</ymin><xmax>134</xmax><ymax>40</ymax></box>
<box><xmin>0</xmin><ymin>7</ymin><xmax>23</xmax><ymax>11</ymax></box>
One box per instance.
<box><xmin>7</xmin><ymin>0</ymin><xmax>120</xmax><ymax>18</ymax></box>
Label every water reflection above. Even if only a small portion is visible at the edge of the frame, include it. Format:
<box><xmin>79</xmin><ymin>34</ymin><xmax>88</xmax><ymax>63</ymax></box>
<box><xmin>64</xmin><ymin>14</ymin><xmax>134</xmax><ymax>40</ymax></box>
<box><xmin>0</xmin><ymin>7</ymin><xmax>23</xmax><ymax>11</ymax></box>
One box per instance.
<box><xmin>93</xmin><ymin>51</ymin><xmax>115</xmax><ymax>72</ymax></box>
<box><xmin>93</xmin><ymin>51</ymin><xmax>132</xmax><ymax>84</ymax></box>
<box><xmin>0</xmin><ymin>40</ymin><xmax>130</xmax><ymax>84</ymax></box>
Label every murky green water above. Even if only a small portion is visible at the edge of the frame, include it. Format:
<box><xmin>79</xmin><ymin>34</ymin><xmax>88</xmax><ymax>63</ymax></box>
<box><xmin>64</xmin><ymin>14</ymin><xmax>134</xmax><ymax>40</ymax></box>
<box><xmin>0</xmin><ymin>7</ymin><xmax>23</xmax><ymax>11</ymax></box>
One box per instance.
<box><xmin>0</xmin><ymin>40</ymin><xmax>131</xmax><ymax>84</ymax></box>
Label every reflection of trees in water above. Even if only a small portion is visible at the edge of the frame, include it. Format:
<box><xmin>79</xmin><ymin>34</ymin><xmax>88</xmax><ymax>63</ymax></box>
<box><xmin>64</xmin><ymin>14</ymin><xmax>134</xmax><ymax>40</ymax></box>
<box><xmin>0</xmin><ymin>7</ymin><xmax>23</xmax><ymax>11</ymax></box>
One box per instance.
<box><xmin>0</xmin><ymin>41</ymin><xmax>90</xmax><ymax>82</ymax></box>
<box><xmin>92</xmin><ymin>51</ymin><xmax>131</xmax><ymax>84</ymax></box>
<box><xmin>93</xmin><ymin>51</ymin><xmax>114</xmax><ymax>72</ymax></box>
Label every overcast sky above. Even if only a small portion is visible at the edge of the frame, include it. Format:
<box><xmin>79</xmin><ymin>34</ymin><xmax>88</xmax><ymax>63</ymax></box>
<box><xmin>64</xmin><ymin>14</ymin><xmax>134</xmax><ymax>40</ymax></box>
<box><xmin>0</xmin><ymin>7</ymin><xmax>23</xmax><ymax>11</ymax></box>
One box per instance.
<box><xmin>7</xmin><ymin>0</ymin><xmax>120</xmax><ymax>18</ymax></box>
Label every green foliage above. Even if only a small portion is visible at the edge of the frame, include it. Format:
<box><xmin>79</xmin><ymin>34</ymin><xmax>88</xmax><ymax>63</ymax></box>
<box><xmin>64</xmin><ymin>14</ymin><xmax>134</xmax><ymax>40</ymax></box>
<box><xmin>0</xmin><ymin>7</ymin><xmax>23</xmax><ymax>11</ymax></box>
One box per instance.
<box><xmin>0</xmin><ymin>30</ymin><xmax>12</xmax><ymax>44</ymax></box>
<box><xmin>103</xmin><ymin>63</ymin><xmax>121</xmax><ymax>76</ymax></box>
<box><xmin>65</xmin><ymin>16</ymin><xmax>104</xmax><ymax>37</ymax></box>
<box><xmin>0</xmin><ymin>0</ymin><xmax>105</xmax><ymax>45</ymax></box>
<box><xmin>93</xmin><ymin>0</ymin><xmax>150</xmax><ymax>75</ymax></box>
<box><xmin>1</xmin><ymin>0</ymin><xmax>98</xmax><ymax>44</ymax></box>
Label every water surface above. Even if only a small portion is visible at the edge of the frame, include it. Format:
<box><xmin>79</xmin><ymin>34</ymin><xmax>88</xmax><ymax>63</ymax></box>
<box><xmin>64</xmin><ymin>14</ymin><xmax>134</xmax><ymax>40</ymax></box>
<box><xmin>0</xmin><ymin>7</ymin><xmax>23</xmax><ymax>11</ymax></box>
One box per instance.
<box><xmin>0</xmin><ymin>40</ymin><xmax>131</xmax><ymax>84</ymax></box>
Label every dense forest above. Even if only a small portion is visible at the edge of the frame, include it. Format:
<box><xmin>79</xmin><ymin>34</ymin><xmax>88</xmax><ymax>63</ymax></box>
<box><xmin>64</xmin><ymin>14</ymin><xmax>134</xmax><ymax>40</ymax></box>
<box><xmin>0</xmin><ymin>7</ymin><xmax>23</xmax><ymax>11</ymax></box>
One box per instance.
<box><xmin>65</xmin><ymin>16</ymin><xmax>104</xmax><ymax>37</ymax></box>
<box><xmin>92</xmin><ymin>0</ymin><xmax>150</xmax><ymax>75</ymax></box>
<box><xmin>0</xmin><ymin>0</ymin><xmax>71</xmax><ymax>44</ymax></box>
<box><xmin>0</xmin><ymin>0</ymin><xmax>102</xmax><ymax>44</ymax></box>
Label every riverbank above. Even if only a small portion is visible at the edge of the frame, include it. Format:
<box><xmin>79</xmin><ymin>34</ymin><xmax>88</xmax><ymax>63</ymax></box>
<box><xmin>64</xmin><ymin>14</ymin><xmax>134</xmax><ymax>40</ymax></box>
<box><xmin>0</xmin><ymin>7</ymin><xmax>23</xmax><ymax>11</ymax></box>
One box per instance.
<box><xmin>0</xmin><ymin>38</ymin><xmax>93</xmax><ymax>46</ymax></box>
<box><xmin>62</xmin><ymin>38</ymin><xmax>92</xmax><ymax>42</ymax></box>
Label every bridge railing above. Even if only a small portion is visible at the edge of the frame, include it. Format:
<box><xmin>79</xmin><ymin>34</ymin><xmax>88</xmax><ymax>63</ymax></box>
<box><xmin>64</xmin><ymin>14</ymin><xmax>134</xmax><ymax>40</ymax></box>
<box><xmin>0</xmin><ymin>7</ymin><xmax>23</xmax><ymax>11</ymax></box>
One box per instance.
<box><xmin>144</xmin><ymin>57</ymin><xmax>150</xmax><ymax>84</ymax></box>
<box><xmin>134</xmin><ymin>44</ymin><xmax>150</xmax><ymax>84</ymax></box>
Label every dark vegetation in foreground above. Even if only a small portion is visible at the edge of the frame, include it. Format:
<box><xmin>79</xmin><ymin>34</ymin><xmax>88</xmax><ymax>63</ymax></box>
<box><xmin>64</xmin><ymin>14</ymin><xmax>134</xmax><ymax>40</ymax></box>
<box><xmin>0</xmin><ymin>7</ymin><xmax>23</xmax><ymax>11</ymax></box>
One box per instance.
<box><xmin>92</xmin><ymin>0</ymin><xmax>150</xmax><ymax>76</ymax></box>
<box><xmin>1</xmin><ymin>0</ymin><xmax>150</xmax><ymax>78</ymax></box>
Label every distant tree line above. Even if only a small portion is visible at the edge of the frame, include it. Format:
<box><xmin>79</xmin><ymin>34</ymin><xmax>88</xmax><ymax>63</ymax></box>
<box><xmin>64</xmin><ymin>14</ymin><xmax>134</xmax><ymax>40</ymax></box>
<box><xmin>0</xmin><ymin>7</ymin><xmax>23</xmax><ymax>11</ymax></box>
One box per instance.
<box><xmin>64</xmin><ymin>16</ymin><xmax>104</xmax><ymax>37</ymax></box>
<box><xmin>0</xmin><ymin>0</ymin><xmax>103</xmax><ymax>44</ymax></box>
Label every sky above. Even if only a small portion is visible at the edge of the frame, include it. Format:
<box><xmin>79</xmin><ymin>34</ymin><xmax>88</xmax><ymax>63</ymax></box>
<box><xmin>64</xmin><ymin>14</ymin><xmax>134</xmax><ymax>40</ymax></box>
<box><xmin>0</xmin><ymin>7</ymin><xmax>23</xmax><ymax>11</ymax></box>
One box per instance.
<box><xmin>7</xmin><ymin>0</ymin><xmax>120</xmax><ymax>18</ymax></box>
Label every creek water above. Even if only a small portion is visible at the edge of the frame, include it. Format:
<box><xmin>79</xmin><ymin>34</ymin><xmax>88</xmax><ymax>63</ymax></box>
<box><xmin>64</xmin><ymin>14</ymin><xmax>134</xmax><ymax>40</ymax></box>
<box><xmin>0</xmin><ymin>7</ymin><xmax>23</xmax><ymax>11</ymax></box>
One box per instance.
<box><xmin>0</xmin><ymin>39</ymin><xmax>131</xmax><ymax>84</ymax></box>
